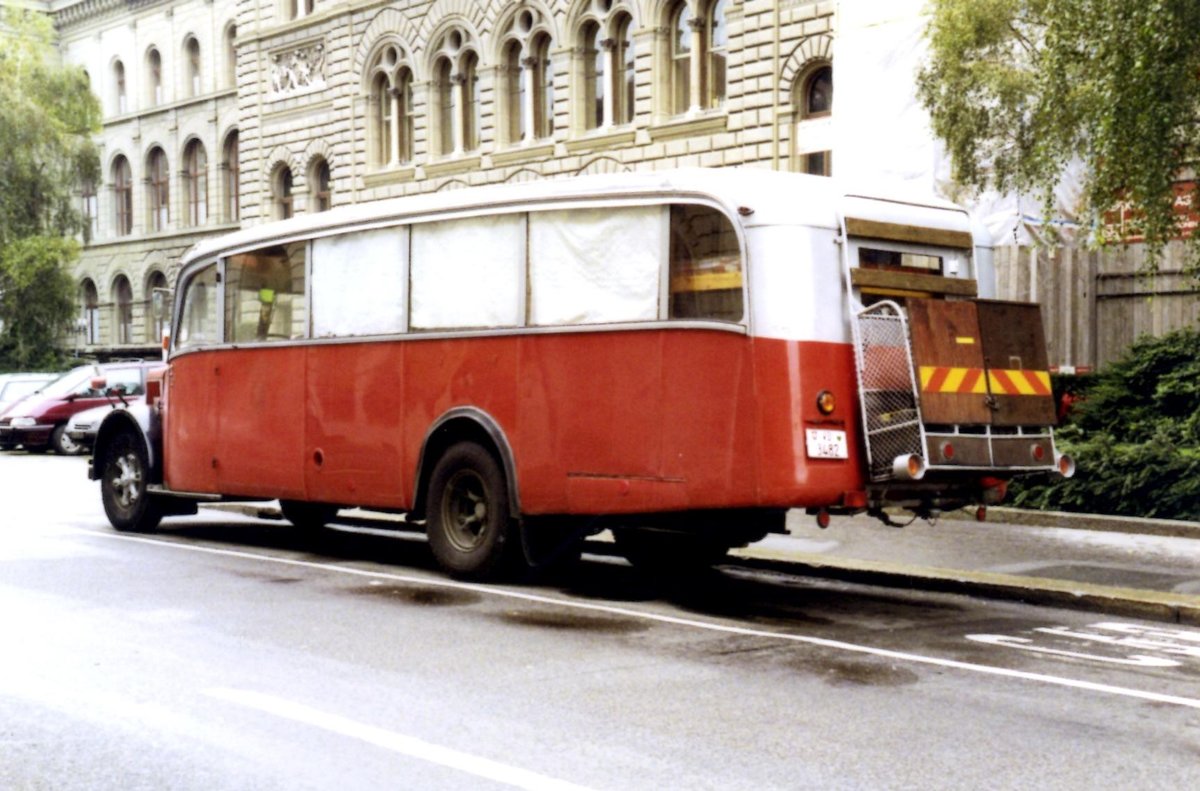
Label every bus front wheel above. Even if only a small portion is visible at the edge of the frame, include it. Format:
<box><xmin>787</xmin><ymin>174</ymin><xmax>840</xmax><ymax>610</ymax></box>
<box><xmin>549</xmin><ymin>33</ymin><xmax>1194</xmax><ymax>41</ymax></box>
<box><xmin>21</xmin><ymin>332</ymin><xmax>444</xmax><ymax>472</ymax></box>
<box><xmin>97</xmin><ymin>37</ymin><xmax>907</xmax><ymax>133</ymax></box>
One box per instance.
<box><xmin>426</xmin><ymin>442</ymin><xmax>518</xmax><ymax>580</ymax></box>
<box><xmin>100</xmin><ymin>430</ymin><xmax>163</xmax><ymax>532</ymax></box>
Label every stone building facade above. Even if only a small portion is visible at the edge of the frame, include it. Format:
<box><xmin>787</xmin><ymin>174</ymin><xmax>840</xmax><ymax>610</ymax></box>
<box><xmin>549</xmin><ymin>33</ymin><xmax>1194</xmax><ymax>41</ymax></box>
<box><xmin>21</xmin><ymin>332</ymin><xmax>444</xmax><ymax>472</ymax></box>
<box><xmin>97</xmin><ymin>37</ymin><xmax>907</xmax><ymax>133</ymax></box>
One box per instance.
<box><xmin>54</xmin><ymin>0</ymin><xmax>839</xmax><ymax>357</ymax></box>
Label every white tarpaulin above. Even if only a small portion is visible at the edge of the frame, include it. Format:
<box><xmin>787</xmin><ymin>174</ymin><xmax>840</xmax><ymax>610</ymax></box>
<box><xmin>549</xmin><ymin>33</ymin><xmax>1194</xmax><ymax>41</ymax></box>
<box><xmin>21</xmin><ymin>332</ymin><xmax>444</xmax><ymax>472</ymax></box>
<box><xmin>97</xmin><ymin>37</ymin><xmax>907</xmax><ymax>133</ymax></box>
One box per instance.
<box><xmin>410</xmin><ymin>213</ymin><xmax>525</xmax><ymax>329</ymax></box>
<box><xmin>833</xmin><ymin>0</ymin><xmax>1083</xmax><ymax>245</ymax></box>
<box><xmin>311</xmin><ymin>227</ymin><xmax>408</xmax><ymax>337</ymax></box>
<box><xmin>528</xmin><ymin>206</ymin><xmax>664</xmax><ymax>325</ymax></box>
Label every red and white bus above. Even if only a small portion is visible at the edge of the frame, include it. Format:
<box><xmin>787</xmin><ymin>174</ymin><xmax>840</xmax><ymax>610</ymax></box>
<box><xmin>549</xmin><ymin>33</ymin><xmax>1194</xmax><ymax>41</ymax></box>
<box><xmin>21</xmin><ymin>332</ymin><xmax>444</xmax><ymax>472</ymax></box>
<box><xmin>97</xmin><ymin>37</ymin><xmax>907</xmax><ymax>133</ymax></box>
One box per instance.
<box><xmin>91</xmin><ymin>169</ymin><xmax>1072</xmax><ymax>577</ymax></box>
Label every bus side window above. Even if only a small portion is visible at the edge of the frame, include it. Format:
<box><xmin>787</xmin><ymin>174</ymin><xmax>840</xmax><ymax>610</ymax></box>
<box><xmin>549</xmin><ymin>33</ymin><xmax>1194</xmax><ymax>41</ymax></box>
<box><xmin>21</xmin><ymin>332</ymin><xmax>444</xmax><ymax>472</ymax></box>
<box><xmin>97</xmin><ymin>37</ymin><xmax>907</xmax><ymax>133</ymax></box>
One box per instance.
<box><xmin>226</xmin><ymin>243</ymin><xmax>308</xmax><ymax>342</ymax></box>
<box><xmin>410</xmin><ymin>214</ymin><xmax>524</xmax><ymax>330</ymax></box>
<box><xmin>176</xmin><ymin>263</ymin><xmax>219</xmax><ymax>349</ymax></box>
<box><xmin>669</xmin><ymin>204</ymin><xmax>744</xmax><ymax>322</ymax></box>
<box><xmin>312</xmin><ymin>227</ymin><xmax>408</xmax><ymax>337</ymax></box>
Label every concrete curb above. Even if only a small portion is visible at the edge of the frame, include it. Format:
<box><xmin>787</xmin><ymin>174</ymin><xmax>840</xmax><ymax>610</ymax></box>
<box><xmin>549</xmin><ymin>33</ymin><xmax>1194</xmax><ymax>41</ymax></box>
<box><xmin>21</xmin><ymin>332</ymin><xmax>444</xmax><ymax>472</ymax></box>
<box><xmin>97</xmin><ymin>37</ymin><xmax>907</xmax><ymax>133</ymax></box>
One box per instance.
<box><xmin>943</xmin><ymin>506</ymin><xmax>1200</xmax><ymax>540</ymax></box>
<box><xmin>203</xmin><ymin>502</ymin><xmax>1200</xmax><ymax>625</ymax></box>
<box><xmin>729</xmin><ymin>548</ymin><xmax>1200</xmax><ymax>626</ymax></box>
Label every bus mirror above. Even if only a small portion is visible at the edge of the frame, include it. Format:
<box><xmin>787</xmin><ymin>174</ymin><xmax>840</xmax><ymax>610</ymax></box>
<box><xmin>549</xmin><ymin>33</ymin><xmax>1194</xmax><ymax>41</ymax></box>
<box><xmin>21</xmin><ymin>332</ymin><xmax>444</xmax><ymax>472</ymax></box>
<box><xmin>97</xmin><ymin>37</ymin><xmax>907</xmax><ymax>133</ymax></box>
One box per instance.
<box><xmin>151</xmin><ymin>287</ymin><xmax>173</xmax><ymax>321</ymax></box>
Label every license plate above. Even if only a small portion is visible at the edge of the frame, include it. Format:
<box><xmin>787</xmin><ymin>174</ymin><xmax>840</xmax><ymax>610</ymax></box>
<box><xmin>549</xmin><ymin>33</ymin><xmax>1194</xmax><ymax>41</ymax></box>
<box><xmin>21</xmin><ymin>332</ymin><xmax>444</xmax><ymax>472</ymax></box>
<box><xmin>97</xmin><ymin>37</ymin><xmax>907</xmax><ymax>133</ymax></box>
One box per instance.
<box><xmin>806</xmin><ymin>429</ymin><xmax>848</xmax><ymax>459</ymax></box>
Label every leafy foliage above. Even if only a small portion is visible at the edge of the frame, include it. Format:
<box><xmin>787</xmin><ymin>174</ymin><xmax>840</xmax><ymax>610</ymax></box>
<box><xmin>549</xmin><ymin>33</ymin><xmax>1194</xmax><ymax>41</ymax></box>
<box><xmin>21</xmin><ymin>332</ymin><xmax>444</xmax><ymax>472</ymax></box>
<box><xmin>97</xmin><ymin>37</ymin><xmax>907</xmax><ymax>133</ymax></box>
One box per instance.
<box><xmin>1011</xmin><ymin>328</ymin><xmax>1200</xmax><ymax>520</ymax></box>
<box><xmin>917</xmin><ymin>0</ymin><xmax>1200</xmax><ymax>264</ymax></box>
<box><xmin>0</xmin><ymin>8</ymin><xmax>101</xmax><ymax>371</ymax></box>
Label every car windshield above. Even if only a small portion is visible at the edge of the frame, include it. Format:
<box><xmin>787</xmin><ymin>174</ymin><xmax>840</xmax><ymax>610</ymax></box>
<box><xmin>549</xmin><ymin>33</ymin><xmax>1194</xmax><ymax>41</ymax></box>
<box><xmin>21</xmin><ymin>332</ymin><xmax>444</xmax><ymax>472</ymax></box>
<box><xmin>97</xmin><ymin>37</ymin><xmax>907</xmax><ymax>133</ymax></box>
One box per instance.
<box><xmin>1</xmin><ymin>380</ymin><xmax>49</xmax><ymax>401</ymax></box>
<box><xmin>36</xmin><ymin>367</ymin><xmax>98</xmax><ymax>399</ymax></box>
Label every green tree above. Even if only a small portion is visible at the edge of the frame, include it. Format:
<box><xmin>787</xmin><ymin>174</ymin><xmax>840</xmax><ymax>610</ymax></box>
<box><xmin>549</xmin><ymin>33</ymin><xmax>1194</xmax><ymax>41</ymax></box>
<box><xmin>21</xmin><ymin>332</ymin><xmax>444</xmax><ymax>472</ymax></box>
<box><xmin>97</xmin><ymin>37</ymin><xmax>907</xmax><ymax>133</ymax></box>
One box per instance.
<box><xmin>917</xmin><ymin>0</ymin><xmax>1200</xmax><ymax>263</ymax></box>
<box><xmin>0</xmin><ymin>6</ymin><xmax>100</xmax><ymax>370</ymax></box>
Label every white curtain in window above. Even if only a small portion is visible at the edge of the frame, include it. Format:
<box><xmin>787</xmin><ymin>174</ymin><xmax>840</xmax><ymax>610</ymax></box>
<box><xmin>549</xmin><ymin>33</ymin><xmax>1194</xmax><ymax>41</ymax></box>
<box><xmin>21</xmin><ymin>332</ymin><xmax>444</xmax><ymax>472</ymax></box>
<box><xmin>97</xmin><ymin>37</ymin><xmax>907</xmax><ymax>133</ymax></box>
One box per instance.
<box><xmin>410</xmin><ymin>214</ymin><xmax>524</xmax><ymax>329</ymax></box>
<box><xmin>528</xmin><ymin>206</ymin><xmax>664</xmax><ymax>325</ymax></box>
<box><xmin>312</xmin><ymin>228</ymin><xmax>408</xmax><ymax>337</ymax></box>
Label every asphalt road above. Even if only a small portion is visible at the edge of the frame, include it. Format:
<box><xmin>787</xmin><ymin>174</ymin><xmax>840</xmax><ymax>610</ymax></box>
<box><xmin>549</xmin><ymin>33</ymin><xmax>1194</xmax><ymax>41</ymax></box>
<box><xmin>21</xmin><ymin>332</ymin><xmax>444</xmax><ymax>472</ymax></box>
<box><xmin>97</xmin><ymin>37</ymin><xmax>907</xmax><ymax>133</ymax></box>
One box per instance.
<box><xmin>2</xmin><ymin>453</ymin><xmax>1199</xmax><ymax>790</ymax></box>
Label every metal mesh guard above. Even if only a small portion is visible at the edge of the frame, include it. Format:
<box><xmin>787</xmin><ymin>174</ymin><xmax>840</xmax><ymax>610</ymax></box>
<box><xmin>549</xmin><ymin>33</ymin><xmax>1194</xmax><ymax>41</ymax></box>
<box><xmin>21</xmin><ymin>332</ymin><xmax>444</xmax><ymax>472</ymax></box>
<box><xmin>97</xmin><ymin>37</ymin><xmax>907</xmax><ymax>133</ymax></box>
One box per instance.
<box><xmin>856</xmin><ymin>308</ymin><xmax>923</xmax><ymax>480</ymax></box>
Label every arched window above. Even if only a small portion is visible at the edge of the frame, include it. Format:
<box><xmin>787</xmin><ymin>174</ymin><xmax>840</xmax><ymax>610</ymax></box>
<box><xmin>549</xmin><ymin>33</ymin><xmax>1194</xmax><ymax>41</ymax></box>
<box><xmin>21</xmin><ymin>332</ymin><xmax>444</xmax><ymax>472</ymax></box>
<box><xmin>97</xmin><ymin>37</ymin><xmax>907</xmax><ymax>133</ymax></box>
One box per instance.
<box><xmin>666</xmin><ymin>0</ymin><xmax>727</xmax><ymax>116</ymax></box>
<box><xmin>112</xmin><ymin>156</ymin><xmax>133</xmax><ymax>236</ymax></box>
<box><xmin>146</xmin><ymin>271</ymin><xmax>169</xmax><ymax>343</ymax></box>
<box><xmin>582</xmin><ymin>21</ymin><xmax>603</xmax><ymax>131</ymax></box>
<box><xmin>147</xmin><ymin>147</ymin><xmax>169</xmax><ymax>231</ymax></box>
<box><xmin>224</xmin><ymin>24</ymin><xmax>238</xmax><ymax>89</ymax></box>
<box><xmin>113</xmin><ymin>275</ymin><xmax>134</xmax><ymax>344</ymax></box>
<box><xmin>288</xmin><ymin>0</ymin><xmax>314</xmax><ymax>21</ymax></box>
<box><xmin>185</xmin><ymin>36</ymin><xmax>202</xmax><ymax>97</ymax></box>
<box><xmin>113</xmin><ymin>60</ymin><xmax>127</xmax><ymax>114</ymax></box>
<box><xmin>614</xmin><ymin>13</ymin><xmax>635</xmax><ymax>125</ymax></box>
<box><xmin>310</xmin><ymin>158</ymin><xmax>331</xmax><ymax>212</ymax></box>
<box><xmin>223</xmin><ymin>131</ymin><xmax>240</xmax><ymax>222</ymax></box>
<box><xmin>794</xmin><ymin>63</ymin><xmax>833</xmax><ymax>176</ymax></box>
<box><xmin>368</xmin><ymin>44</ymin><xmax>414</xmax><ymax>166</ymax></box>
<box><xmin>274</xmin><ymin>166</ymin><xmax>294</xmax><ymax>220</ymax></box>
<box><xmin>146</xmin><ymin>47</ymin><xmax>163</xmax><ymax>106</ymax></box>
<box><xmin>80</xmin><ymin>280</ymin><xmax>100</xmax><ymax>345</ymax></box>
<box><xmin>430</xmin><ymin>28</ymin><xmax>480</xmax><ymax>157</ymax></box>
<box><xmin>499</xmin><ymin>10</ymin><xmax>555</xmax><ymax>146</ymax></box>
<box><xmin>184</xmin><ymin>140</ymin><xmax>208</xmax><ymax>226</ymax></box>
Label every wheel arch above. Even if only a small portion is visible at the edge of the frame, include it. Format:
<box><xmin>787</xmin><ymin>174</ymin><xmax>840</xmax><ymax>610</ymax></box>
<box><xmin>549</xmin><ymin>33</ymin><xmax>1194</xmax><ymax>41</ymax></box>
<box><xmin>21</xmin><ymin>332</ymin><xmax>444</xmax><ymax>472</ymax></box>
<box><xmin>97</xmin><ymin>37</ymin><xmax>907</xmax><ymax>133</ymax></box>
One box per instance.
<box><xmin>90</xmin><ymin>406</ymin><xmax>162</xmax><ymax>484</ymax></box>
<box><xmin>412</xmin><ymin>407</ymin><xmax>519</xmax><ymax>520</ymax></box>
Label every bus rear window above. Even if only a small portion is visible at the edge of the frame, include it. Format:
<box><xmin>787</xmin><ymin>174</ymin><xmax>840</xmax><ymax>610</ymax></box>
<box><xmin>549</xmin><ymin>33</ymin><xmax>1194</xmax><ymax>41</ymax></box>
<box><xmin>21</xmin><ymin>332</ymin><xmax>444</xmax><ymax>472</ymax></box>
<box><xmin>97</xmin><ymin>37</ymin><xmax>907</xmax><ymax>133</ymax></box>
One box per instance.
<box><xmin>669</xmin><ymin>204</ymin><xmax>744</xmax><ymax>322</ymax></box>
<box><xmin>859</xmin><ymin>247</ymin><xmax>943</xmax><ymax>274</ymax></box>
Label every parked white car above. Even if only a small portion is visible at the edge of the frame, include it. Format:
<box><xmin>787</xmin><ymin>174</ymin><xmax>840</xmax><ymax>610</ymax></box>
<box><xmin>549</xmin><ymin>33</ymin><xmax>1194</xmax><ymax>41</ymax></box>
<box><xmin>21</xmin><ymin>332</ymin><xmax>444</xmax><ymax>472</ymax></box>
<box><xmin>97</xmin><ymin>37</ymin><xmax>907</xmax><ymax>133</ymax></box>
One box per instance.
<box><xmin>65</xmin><ymin>398</ymin><xmax>144</xmax><ymax>455</ymax></box>
<box><xmin>0</xmin><ymin>372</ymin><xmax>58</xmax><ymax>417</ymax></box>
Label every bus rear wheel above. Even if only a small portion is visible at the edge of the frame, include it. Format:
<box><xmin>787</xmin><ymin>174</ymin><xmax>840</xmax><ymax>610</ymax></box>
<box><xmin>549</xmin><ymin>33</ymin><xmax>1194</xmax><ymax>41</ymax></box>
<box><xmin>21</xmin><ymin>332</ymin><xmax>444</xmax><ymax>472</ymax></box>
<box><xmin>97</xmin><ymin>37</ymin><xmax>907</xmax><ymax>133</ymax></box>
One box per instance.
<box><xmin>100</xmin><ymin>430</ymin><xmax>163</xmax><ymax>532</ymax></box>
<box><xmin>426</xmin><ymin>442</ymin><xmax>518</xmax><ymax>580</ymax></box>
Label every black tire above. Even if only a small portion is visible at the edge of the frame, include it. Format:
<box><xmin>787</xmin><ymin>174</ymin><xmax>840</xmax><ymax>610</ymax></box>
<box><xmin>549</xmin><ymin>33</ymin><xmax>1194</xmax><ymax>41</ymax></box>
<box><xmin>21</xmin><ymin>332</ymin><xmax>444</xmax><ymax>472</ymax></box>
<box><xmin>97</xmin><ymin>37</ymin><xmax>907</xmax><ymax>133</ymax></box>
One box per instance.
<box><xmin>613</xmin><ymin>530</ymin><xmax>730</xmax><ymax>572</ymax></box>
<box><xmin>280</xmin><ymin>499</ymin><xmax>339</xmax><ymax>531</ymax></box>
<box><xmin>100</xmin><ymin>430</ymin><xmax>163</xmax><ymax>532</ymax></box>
<box><xmin>425</xmin><ymin>442</ymin><xmax>519</xmax><ymax>580</ymax></box>
<box><xmin>51</xmin><ymin>425</ymin><xmax>84</xmax><ymax>456</ymax></box>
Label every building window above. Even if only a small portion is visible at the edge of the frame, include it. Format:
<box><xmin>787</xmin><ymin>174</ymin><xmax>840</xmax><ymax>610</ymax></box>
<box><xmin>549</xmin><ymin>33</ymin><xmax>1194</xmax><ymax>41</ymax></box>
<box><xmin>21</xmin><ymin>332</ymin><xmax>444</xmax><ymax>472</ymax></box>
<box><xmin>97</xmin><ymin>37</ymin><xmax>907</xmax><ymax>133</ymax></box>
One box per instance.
<box><xmin>224</xmin><ymin>24</ymin><xmax>237</xmax><ymax>89</ymax></box>
<box><xmin>223</xmin><ymin>131</ymin><xmax>240</xmax><ymax>222</ymax></box>
<box><xmin>185</xmin><ymin>36</ymin><xmax>201</xmax><ymax>97</ymax></box>
<box><xmin>310</xmin><ymin>158</ymin><xmax>331</xmax><ymax>212</ymax></box>
<box><xmin>112</xmin><ymin>156</ymin><xmax>133</xmax><ymax>236</ymax></box>
<box><xmin>666</xmin><ymin>0</ymin><xmax>726</xmax><ymax>116</ymax></box>
<box><xmin>573</xmin><ymin>2</ymin><xmax>635</xmax><ymax>133</ymax></box>
<box><xmin>499</xmin><ymin>10</ymin><xmax>555</xmax><ymax>146</ymax></box>
<box><xmin>274</xmin><ymin>166</ymin><xmax>294</xmax><ymax>220</ymax></box>
<box><xmin>614</xmin><ymin>13</ymin><xmax>635</xmax><ymax>125</ymax></box>
<box><xmin>81</xmin><ymin>179</ymin><xmax>98</xmax><ymax>240</ymax></box>
<box><xmin>80</xmin><ymin>280</ymin><xmax>100</xmax><ymax>345</ymax></box>
<box><xmin>147</xmin><ymin>147</ymin><xmax>169</xmax><ymax>231</ymax></box>
<box><xmin>583</xmin><ymin>21</ymin><xmax>604</xmax><ymax>131</ymax></box>
<box><xmin>113</xmin><ymin>60</ymin><xmax>127</xmax><ymax>114</ymax></box>
<box><xmin>184</xmin><ymin>140</ymin><xmax>208</xmax><ymax>226</ymax></box>
<box><xmin>146</xmin><ymin>271</ymin><xmax>169</xmax><ymax>344</ymax></box>
<box><xmin>794</xmin><ymin>64</ymin><xmax>833</xmax><ymax>176</ymax></box>
<box><xmin>113</xmin><ymin>275</ymin><xmax>134</xmax><ymax>344</ymax></box>
<box><xmin>288</xmin><ymin>0</ymin><xmax>314</xmax><ymax>22</ymax></box>
<box><xmin>147</xmin><ymin>47</ymin><xmax>163</xmax><ymax>106</ymax></box>
<box><xmin>430</xmin><ymin>28</ymin><xmax>480</xmax><ymax>157</ymax></box>
<box><xmin>368</xmin><ymin>44</ymin><xmax>414</xmax><ymax>166</ymax></box>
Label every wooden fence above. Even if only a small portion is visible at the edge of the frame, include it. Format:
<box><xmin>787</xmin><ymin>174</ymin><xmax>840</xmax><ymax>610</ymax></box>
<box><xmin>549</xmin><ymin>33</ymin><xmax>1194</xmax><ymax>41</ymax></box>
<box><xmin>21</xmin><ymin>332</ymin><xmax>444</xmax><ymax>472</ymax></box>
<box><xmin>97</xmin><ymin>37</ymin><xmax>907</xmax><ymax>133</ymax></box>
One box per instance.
<box><xmin>993</xmin><ymin>242</ymin><xmax>1200</xmax><ymax>370</ymax></box>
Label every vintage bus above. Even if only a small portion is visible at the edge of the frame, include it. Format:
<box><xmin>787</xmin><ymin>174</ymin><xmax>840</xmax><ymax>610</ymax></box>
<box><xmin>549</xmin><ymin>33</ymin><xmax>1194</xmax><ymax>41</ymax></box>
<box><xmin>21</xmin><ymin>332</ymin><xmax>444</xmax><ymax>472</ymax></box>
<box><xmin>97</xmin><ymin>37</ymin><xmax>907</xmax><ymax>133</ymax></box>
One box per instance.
<box><xmin>91</xmin><ymin>169</ymin><xmax>1072</xmax><ymax>578</ymax></box>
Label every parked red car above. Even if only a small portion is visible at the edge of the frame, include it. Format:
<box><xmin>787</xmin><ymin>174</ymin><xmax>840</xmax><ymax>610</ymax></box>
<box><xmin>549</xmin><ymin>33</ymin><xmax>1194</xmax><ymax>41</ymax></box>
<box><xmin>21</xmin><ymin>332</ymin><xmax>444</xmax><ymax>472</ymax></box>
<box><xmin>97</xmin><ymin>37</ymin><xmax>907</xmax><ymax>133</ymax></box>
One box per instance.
<box><xmin>0</xmin><ymin>361</ymin><xmax>162</xmax><ymax>455</ymax></box>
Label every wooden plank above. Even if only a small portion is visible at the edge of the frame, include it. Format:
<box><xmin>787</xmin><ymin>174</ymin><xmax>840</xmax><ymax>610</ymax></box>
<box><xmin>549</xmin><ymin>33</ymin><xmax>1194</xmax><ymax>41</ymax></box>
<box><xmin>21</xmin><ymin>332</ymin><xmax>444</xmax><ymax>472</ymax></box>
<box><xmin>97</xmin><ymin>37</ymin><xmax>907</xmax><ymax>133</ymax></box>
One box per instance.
<box><xmin>850</xmin><ymin>267</ymin><xmax>978</xmax><ymax>297</ymax></box>
<box><xmin>907</xmin><ymin>299</ymin><xmax>993</xmax><ymax>425</ymax></box>
<box><xmin>976</xmin><ymin>301</ymin><xmax>1057</xmax><ymax>426</ymax></box>
<box><xmin>845</xmin><ymin>217</ymin><xmax>974</xmax><ymax>250</ymax></box>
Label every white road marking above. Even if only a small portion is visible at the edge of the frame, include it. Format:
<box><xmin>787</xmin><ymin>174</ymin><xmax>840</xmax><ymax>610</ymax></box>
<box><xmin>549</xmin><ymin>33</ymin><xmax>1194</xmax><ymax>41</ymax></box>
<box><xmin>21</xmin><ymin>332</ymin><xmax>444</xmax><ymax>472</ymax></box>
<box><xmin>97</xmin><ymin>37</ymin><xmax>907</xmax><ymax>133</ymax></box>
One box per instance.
<box><xmin>85</xmin><ymin>528</ymin><xmax>1200</xmax><ymax>711</ymax></box>
<box><xmin>964</xmin><ymin>634</ymin><xmax>1183</xmax><ymax>667</ymax></box>
<box><xmin>206</xmin><ymin>688</ymin><xmax>595</xmax><ymax>791</ymax></box>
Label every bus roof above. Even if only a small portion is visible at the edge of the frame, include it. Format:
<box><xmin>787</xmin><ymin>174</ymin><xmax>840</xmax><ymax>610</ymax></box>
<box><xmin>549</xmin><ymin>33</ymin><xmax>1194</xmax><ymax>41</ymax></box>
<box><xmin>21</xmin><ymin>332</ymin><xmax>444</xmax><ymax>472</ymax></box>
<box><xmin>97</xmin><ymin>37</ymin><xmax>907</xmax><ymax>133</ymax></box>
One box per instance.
<box><xmin>183</xmin><ymin>168</ymin><xmax>975</xmax><ymax>265</ymax></box>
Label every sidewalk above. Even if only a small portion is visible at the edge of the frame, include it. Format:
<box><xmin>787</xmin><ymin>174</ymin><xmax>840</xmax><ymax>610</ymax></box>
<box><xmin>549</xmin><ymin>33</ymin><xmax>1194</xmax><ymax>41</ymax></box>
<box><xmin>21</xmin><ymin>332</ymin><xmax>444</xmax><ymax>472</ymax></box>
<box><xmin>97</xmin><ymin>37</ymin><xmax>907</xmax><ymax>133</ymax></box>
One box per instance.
<box><xmin>732</xmin><ymin>508</ymin><xmax>1200</xmax><ymax>625</ymax></box>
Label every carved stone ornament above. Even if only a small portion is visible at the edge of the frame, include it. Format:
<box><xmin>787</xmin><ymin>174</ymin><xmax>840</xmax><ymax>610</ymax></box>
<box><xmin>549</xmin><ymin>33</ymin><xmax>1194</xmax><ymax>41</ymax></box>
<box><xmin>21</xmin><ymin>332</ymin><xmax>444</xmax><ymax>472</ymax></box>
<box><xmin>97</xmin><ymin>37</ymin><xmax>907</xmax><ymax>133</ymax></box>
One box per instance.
<box><xmin>268</xmin><ymin>42</ymin><xmax>327</xmax><ymax>98</ymax></box>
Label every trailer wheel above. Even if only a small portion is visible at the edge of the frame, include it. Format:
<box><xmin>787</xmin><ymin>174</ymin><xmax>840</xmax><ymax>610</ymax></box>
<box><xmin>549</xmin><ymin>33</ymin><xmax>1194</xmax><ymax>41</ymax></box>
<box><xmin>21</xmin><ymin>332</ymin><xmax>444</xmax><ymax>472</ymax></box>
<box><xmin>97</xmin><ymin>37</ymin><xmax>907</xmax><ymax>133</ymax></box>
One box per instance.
<box><xmin>425</xmin><ymin>442</ymin><xmax>518</xmax><ymax>579</ymax></box>
<box><xmin>100</xmin><ymin>430</ymin><xmax>162</xmax><ymax>532</ymax></box>
<box><xmin>280</xmin><ymin>500</ymin><xmax>339</xmax><ymax>532</ymax></box>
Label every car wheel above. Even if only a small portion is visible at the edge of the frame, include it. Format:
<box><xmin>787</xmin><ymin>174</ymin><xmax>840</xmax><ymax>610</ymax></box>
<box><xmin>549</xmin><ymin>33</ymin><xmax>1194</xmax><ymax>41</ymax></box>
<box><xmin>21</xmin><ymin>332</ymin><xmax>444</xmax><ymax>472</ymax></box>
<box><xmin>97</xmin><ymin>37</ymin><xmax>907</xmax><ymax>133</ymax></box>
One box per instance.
<box><xmin>100</xmin><ymin>430</ymin><xmax>163</xmax><ymax>532</ymax></box>
<box><xmin>426</xmin><ymin>442</ymin><xmax>520</xmax><ymax>580</ymax></box>
<box><xmin>279</xmin><ymin>499</ymin><xmax>339</xmax><ymax>531</ymax></box>
<box><xmin>51</xmin><ymin>425</ymin><xmax>83</xmax><ymax>456</ymax></box>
